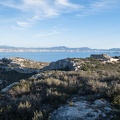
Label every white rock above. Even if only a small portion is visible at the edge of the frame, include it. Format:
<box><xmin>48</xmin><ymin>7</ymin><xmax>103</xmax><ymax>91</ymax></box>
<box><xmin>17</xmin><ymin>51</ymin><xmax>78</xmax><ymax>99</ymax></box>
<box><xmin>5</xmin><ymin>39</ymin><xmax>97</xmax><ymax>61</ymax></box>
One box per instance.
<box><xmin>104</xmin><ymin>107</ymin><xmax>112</xmax><ymax>111</ymax></box>
<box><xmin>1</xmin><ymin>82</ymin><xmax>19</xmax><ymax>93</ymax></box>
<box><xmin>50</xmin><ymin>98</ymin><xmax>114</xmax><ymax>120</ymax></box>
<box><xmin>94</xmin><ymin>99</ymin><xmax>106</xmax><ymax>107</ymax></box>
<box><xmin>50</xmin><ymin>100</ymin><xmax>109</xmax><ymax>120</ymax></box>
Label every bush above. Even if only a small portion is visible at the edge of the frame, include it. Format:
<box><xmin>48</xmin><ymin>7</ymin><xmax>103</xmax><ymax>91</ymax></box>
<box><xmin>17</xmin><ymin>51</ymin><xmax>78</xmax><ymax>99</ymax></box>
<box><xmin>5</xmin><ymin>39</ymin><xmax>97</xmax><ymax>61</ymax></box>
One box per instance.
<box><xmin>113</xmin><ymin>95</ymin><xmax>120</xmax><ymax>106</ymax></box>
<box><xmin>32</xmin><ymin>110</ymin><xmax>43</xmax><ymax>120</ymax></box>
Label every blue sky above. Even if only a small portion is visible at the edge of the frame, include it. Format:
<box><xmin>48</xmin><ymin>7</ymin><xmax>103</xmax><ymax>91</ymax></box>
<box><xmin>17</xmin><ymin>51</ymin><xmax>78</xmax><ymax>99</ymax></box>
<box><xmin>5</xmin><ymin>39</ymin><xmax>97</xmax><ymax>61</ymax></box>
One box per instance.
<box><xmin>0</xmin><ymin>0</ymin><xmax>120</xmax><ymax>49</ymax></box>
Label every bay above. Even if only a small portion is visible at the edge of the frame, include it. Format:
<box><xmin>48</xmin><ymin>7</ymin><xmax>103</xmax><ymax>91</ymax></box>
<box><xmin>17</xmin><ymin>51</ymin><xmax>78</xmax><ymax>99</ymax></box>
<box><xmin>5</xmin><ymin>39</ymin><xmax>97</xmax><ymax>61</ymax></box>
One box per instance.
<box><xmin>0</xmin><ymin>52</ymin><xmax>119</xmax><ymax>62</ymax></box>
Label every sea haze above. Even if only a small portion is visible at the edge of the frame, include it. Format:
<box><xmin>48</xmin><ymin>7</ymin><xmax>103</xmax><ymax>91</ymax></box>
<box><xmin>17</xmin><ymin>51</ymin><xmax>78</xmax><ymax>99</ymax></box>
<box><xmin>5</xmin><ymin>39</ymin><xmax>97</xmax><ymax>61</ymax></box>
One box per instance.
<box><xmin>0</xmin><ymin>52</ymin><xmax>119</xmax><ymax>62</ymax></box>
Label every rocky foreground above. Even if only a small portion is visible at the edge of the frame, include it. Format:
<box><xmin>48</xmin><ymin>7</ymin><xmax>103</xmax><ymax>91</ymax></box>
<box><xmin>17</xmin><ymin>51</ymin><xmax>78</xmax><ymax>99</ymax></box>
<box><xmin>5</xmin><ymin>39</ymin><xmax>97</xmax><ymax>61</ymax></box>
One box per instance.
<box><xmin>0</xmin><ymin>57</ymin><xmax>120</xmax><ymax>120</ymax></box>
<box><xmin>51</xmin><ymin>97</ymin><xmax>114</xmax><ymax>120</ymax></box>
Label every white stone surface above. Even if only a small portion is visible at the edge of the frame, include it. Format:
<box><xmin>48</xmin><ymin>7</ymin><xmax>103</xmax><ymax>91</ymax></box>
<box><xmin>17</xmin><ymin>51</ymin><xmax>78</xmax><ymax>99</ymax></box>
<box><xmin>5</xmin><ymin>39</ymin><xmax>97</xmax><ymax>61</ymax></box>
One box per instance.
<box><xmin>1</xmin><ymin>82</ymin><xmax>19</xmax><ymax>93</ymax></box>
<box><xmin>50</xmin><ymin>99</ymin><xmax>112</xmax><ymax>120</ymax></box>
<box><xmin>94</xmin><ymin>99</ymin><xmax>107</xmax><ymax>107</ymax></box>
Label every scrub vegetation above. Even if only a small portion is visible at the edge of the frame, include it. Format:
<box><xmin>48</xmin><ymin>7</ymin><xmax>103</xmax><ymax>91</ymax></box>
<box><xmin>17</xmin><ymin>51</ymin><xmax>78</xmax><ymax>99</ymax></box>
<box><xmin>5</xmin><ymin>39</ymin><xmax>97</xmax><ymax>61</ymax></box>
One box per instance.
<box><xmin>0</xmin><ymin>57</ymin><xmax>120</xmax><ymax>120</ymax></box>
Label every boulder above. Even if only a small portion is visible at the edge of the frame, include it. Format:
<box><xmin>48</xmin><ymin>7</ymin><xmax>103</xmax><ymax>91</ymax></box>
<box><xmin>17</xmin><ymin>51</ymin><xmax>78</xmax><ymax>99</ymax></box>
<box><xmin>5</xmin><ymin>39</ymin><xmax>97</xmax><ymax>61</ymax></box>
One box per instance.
<box><xmin>43</xmin><ymin>58</ymin><xmax>77</xmax><ymax>71</ymax></box>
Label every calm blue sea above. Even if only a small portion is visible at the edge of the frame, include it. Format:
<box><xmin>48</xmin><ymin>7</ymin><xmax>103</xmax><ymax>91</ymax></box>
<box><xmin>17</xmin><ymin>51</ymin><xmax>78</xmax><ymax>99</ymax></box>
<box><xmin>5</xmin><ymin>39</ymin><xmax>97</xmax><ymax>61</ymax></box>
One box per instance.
<box><xmin>0</xmin><ymin>52</ymin><xmax>119</xmax><ymax>62</ymax></box>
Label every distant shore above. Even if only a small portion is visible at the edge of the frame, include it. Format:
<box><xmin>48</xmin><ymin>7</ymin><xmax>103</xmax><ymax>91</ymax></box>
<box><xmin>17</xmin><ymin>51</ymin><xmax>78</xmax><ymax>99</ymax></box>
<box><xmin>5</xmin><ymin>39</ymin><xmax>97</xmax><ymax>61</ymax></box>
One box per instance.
<box><xmin>0</xmin><ymin>46</ymin><xmax>120</xmax><ymax>52</ymax></box>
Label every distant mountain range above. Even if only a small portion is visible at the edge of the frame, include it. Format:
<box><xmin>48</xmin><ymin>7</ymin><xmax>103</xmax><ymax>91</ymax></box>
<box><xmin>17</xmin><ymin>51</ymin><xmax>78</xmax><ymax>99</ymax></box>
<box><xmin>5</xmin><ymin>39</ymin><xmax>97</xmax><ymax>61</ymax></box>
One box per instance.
<box><xmin>0</xmin><ymin>45</ymin><xmax>120</xmax><ymax>52</ymax></box>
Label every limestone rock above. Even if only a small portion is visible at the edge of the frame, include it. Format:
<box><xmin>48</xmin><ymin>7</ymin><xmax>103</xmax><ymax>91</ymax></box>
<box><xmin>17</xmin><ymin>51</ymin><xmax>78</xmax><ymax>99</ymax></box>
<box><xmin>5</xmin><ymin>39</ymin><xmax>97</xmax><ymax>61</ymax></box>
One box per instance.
<box><xmin>1</xmin><ymin>82</ymin><xmax>19</xmax><ymax>93</ymax></box>
<box><xmin>45</xmin><ymin>58</ymin><xmax>75</xmax><ymax>71</ymax></box>
<box><xmin>50</xmin><ymin>98</ymin><xmax>113</xmax><ymax>120</ymax></box>
<box><xmin>0</xmin><ymin>57</ymin><xmax>48</xmax><ymax>73</ymax></box>
<box><xmin>94</xmin><ymin>99</ymin><xmax>107</xmax><ymax>107</ymax></box>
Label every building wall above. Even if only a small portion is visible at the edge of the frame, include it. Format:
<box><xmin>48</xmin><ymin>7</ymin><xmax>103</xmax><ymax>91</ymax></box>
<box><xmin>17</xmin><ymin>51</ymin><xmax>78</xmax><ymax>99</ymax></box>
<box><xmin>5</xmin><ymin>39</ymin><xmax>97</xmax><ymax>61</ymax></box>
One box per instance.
<box><xmin>90</xmin><ymin>54</ymin><xmax>110</xmax><ymax>60</ymax></box>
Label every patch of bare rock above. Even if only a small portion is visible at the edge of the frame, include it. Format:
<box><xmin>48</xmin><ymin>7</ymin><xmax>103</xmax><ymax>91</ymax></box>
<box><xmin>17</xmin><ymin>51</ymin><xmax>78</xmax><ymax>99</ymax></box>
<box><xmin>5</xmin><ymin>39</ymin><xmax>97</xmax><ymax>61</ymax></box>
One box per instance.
<box><xmin>50</xmin><ymin>96</ymin><xmax>114</xmax><ymax>120</ymax></box>
<box><xmin>42</xmin><ymin>58</ymin><xmax>81</xmax><ymax>71</ymax></box>
<box><xmin>0</xmin><ymin>57</ymin><xmax>49</xmax><ymax>73</ymax></box>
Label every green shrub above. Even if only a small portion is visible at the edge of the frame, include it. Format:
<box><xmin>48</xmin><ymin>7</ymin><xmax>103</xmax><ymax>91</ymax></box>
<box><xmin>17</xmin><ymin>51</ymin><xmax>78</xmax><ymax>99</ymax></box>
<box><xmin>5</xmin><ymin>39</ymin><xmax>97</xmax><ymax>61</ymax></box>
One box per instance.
<box><xmin>113</xmin><ymin>95</ymin><xmax>120</xmax><ymax>106</ymax></box>
<box><xmin>32</xmin><ymin>110</ymin><xmax>43</xmax><ymax>120</ymax></box>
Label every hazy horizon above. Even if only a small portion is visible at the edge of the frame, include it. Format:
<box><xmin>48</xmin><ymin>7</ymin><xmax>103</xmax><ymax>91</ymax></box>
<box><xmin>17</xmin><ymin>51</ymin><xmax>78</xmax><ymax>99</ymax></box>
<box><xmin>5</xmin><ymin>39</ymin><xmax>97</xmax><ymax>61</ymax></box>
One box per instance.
<box><xmin>0</xmin><ymin>45</ymin><xmax>120</xmax><ymax>50</ymax></box>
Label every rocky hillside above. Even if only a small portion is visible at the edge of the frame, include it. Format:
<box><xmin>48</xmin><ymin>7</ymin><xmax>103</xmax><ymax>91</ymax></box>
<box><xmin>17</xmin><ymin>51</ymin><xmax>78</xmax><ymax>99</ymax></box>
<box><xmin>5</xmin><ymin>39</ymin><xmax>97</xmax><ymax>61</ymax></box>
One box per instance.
<box><xmin>0</xmin><ymin>57</ymin><xmax>120</xmax><ymax>120</ymax></box>
<box><xmin>0</xmin><ymin>57</ymin><xmax>49</xmax><ymax>91</ymax></box>
<box><xmin>43</xmin><ymin>57</ymin><xmax>119</xmax><ymax>71</ymax></box>
<box><xmin>0</xmin><ymin>57</ymin><xmax>49</xmax><ymax>73</ymax></box>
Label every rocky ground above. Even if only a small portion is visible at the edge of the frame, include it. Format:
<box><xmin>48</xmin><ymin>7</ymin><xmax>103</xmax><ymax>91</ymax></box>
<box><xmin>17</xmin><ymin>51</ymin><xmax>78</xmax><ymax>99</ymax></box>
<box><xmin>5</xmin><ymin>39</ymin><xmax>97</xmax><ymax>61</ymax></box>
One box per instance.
<box><xmin>51</xmin><ymin>97</ymin><xmax>114</xmax><ymax>120</ymax></box>
<box><xmin>0</xmin><ymin>57</ymin><xmax>49</xmax><ymax>73</ymax></box>
<box><xmin>0</xmin><ymin>57</ymin><xmax>49</xmax><ymax>91</ymax></box>
<box><xmin>0</xmin><ymin>57</ymin><xmax>120</xmax><ymax>120</ymax></box>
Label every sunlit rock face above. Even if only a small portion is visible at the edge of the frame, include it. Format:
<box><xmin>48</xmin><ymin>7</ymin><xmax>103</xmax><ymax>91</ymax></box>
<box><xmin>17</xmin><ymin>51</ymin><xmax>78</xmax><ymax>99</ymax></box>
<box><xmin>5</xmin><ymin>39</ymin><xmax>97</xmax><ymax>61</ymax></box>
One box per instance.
<box><xmin>48</xmin><ymin>58</ymin><xmax>75</xmax><ymax>71</ymax></box>
<box><xmin>42</xmin><ymin>58</ymin><xmax>81</xmax><ymax>71</ymax></box>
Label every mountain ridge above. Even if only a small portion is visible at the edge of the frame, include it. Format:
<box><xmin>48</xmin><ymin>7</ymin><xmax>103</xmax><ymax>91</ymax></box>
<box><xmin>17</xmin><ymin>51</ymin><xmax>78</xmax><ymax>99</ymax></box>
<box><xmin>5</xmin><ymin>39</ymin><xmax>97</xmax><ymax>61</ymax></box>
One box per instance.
<box><xmin>0</xmin><ymin>45</ymin><xmax>120</xmax><ymax>51</ymax></box>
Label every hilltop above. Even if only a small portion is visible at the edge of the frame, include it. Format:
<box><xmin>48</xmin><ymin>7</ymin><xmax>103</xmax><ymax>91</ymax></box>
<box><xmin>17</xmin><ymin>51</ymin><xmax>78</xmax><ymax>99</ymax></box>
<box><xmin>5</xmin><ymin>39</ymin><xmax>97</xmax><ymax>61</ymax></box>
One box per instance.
<box><xmin>0</xmin><ymin>56</ymin><xmax>120</xmax><ymax>120</ymax></box>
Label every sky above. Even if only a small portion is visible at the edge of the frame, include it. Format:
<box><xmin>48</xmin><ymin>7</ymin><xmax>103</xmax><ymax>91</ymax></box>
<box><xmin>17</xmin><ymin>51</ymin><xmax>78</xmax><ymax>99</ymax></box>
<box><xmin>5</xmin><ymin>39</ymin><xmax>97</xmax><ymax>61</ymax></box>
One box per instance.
<box><xmin>0</xmin><ymin>0</ymin><xmax>120</xmax><ymax>49</ymax></box>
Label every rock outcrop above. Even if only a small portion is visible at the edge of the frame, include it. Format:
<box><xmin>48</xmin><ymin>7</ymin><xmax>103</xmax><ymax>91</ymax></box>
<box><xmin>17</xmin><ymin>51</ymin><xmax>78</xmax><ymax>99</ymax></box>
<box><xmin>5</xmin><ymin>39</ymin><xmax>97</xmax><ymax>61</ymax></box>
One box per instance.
<box><xmin>44</xmin><ymin>58</ymin><xmax>75</xmax><ymax>71</ymax></box>
<box><xmin>1</xmin><ymin>82</ymin><xmax>19</xmax><ymax>93</ymax></box>
<box><xmin>42</xmin><ymin>55</ymin><xmax>119</xmax><ymax>72</ymax></box>
<box><xmin>0</xmin><ymin>57</ymin><xmax>48</xmax><ymax>73</ymax></box>
<box><xmin>50</xmin><ymin>97</ymin><xmax>114</xmax><ymax>120</ymax></box>
<box><xmin>42</xmin><ymin>58</ymin><xmax>83</xmax><ymax>71</ymax></box>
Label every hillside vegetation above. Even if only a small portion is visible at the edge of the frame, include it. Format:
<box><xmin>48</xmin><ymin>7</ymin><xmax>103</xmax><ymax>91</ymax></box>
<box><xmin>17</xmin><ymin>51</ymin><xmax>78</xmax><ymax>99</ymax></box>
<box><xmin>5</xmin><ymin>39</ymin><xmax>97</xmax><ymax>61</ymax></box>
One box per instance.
<box><xmin>0</xmin><ymin>57</ymin><xmax>120</xmax><ymax>120</ymax></box>
<box><xmin>0</xmin><ymin>57</ymin><xmax>49</xmax><ymax>91</ymax></box>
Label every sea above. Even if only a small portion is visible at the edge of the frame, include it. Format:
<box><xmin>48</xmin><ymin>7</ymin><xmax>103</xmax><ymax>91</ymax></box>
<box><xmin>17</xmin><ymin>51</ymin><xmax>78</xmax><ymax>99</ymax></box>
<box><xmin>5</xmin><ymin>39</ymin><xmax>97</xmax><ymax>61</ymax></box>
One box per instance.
<box><xmin>0</xmin><ymin>52</ymin><xmax>120</xmax><ymax>62</ymax></box>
